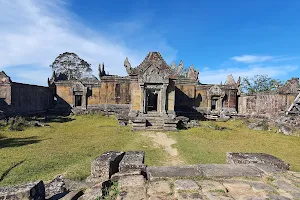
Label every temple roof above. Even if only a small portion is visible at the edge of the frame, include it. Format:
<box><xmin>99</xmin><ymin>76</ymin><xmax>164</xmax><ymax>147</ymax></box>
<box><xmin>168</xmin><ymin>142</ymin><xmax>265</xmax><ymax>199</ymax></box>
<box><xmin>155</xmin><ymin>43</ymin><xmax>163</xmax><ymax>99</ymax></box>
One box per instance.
<box><xmin>124</xmin><ymin>52</ymin><xmax>199</xmax><ymax>82</ymax></box>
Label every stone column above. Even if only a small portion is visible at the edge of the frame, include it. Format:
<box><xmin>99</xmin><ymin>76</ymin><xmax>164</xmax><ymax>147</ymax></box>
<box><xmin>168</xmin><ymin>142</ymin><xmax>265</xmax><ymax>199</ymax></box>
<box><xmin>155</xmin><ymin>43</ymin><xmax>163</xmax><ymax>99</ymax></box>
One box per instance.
<box><xmin>140</xmin><ymin>84</ymin><xmax>145</xmax><ymax>113</ymax></box>
<box><xmin>161</xmin><ymin>84</ymin><xmax>167</xmax><ymax>114</ymax></box>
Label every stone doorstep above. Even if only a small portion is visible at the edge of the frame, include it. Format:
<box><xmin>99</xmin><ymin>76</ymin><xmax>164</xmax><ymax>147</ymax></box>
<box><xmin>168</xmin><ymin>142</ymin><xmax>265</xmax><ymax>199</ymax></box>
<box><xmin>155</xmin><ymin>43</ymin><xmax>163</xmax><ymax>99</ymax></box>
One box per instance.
<box><xmin>147</xmin><ymin>164</ymin><xmax>264</xmax><ymax>180</ymax></box>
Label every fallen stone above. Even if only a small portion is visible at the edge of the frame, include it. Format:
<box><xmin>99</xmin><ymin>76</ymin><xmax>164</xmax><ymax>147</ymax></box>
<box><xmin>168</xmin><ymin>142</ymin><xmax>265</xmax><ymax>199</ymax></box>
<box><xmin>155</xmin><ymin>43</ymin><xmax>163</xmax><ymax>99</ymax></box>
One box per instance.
<box><xmin>119</xmin><ymin>151</ymin><xmax>145</xmax><ymax>173</ymax></box>
<box><xmin>87</xmin><ymin>151</ymin><xmax>124</xmax><ymax>183</ymax></box>
<box><xmin>278</xmin><ymin>125</ymin><xmax>293</xmax><ymax>135</ymax></box>
<box><xmin>174</xmin><ymin>179</ymin><xmax>199</xmax><ymax>191</ymax></box>
<box><xmin>78</xmin><ymin>182</ymin><xmax>102</xmax><ymax>200</ymax></box>
<box><xmin>78</xmin><ymin>184</ymin><xmax>102</xmax><ymax>200</ymax></box>
<box><xmin>226</xmin><ymin>152</ymin><xmax>290</xmax><ymax>170</ymax></box>
<box><xmin>45</xmin><ymin>175</ymin><xmax>67</xmax><ymax>199</ymax></box>
<box><xmin>0</xmin><ymin>181</ymin><xmax>45</xmax><ymax>200</ymax></box>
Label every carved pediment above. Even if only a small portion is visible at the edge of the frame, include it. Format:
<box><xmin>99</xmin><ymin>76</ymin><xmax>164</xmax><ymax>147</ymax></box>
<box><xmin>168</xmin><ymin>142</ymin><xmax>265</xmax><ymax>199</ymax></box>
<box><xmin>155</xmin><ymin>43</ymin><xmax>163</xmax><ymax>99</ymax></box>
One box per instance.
<box><xmin>140</xmin><ymin>62</ymin><xmax>171</xmax><ymax>83</ymax></box>
<box><xmin>71</xmin><ymin>81</ymin><xmax>85</xmax><ymax>92</ymax></box>
<box><xmin>126</xmin><ymin>52</ymin><xmax>172</xmax><ymax>83</ymax></box>
<box><xmin>208</xmin><ymin>85</ymin><xmax>225</xmax><ymax>97</ymax></box>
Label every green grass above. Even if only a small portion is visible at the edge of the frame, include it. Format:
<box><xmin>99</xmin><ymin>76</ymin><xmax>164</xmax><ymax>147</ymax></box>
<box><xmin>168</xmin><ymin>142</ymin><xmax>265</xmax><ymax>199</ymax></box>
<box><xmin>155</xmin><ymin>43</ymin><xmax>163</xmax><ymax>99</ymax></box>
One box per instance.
<box><xmin>0</xmin><ymin>114</ymin><xmax>167</xmax><ymax>186</ymax></box>
<box><xmin>1</xmin><ymin>116</ymin><xmax>300</xmax><ymax>187</ymax></box>
<box><xmin>168</xmin><ymin>120</ymin><xmax>300</xmax><ymax>171</ymax></box>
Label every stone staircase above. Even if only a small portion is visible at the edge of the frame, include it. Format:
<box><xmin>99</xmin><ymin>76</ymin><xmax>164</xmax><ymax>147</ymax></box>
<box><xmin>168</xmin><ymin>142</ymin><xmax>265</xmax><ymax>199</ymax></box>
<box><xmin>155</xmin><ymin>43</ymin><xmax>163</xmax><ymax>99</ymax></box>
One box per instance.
<box><xmin>145</xmin><ymin>113</ymin><xmax>164</xmax><ymax>130</ymax></box>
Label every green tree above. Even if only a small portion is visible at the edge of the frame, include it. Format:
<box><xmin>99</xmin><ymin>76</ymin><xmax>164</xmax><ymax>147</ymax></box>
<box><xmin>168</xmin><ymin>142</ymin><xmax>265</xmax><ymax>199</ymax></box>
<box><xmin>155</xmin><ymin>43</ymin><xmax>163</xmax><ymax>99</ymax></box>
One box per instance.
<box><xmin>50</xmin><ymin>52</ymin><xmax>93</xmax><ymax>80</ymax></box>
<box><xmin>241</xmin><ymin>75</ymin><xmax>283</xmax><ymax>94</ymax></box>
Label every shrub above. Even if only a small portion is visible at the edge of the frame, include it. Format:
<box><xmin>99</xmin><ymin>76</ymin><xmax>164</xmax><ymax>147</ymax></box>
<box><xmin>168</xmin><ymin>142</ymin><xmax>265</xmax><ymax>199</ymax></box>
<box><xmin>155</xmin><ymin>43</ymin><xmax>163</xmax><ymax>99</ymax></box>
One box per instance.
<box><xmin>9</xmin><ymin>117</ymin><xmax>28</xmax><ymax>131</ymax></box>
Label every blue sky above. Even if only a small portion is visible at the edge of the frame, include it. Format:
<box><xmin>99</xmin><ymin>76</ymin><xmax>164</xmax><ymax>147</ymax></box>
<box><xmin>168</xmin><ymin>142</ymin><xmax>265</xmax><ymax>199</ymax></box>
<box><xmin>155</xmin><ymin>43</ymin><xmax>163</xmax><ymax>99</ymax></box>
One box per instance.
<box><xmin>0</xmin><ymin>0</ymin><xmax>300</xmax><ymax>86</ymax></box>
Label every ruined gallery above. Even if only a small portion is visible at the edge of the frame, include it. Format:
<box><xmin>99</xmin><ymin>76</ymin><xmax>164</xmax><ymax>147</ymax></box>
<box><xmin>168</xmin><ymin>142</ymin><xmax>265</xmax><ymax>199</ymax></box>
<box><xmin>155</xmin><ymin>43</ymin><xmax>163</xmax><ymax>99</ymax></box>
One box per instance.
<box><xmin>0</xmin><ymin>52</ymin><xmax>299</xmax><ymax>130</ymax></box>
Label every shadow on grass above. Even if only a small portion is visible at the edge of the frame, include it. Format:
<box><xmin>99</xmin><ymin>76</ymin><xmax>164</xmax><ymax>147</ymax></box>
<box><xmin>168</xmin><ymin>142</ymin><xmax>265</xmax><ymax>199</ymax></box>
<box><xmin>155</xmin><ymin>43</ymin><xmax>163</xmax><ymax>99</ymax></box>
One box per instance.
<box><xmin>46</xmin><ymin>116</ymin><xmax>74</xmax><ymax>123</ymax></box>
<box><xmin>0</xmin><ymin>160</ymin><xmax>25</xmax><ymax>182</ymax></box>
<box><xmin>0</xmin><ymin>136</ymin><xmax>41</xmax><ymax>149</ymax></box>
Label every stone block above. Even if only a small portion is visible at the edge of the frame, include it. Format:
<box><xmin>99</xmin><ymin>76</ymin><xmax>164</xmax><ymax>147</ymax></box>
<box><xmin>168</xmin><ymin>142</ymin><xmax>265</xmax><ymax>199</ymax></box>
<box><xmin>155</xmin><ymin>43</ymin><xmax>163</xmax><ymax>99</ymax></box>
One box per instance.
<box><xmin>78</xmin><ymin>182</ymin><xmax>102</xmax><ymax>200</ymax></box>
<box><xmin>175</xmin><ymin>191</ymin><xmax>204</xmax><ymax>200</ymax></box>
<box><xmin>118</xmin><ymin>175</ymin><xmax>145</xmax><ymax>189</ymax></box>
<box><xmin>197</xmin><ymin>164</ymin><xmax>264</xmax><ymax>178</ymax></box>
<box><xmin>147</xmin><ymin>181</ymin><xmax>172</xmax><ymax>196</ymax></box>
<box><xmin>45</xmin><ymin>175</ymin><xmax>67</xmax><ymax>199</ymax></box>
<box><xmin>88</xmin><ymin>151</ymin><xmax>124</xmax><ymax>182</ymax></box>
<box><xmin>119</xmin><ymin>151</ymin><xmax>145</xmax><ymax>173</ymax></box>
<box><xmin>146</xmin><ymin>165</ymin><xmax>203</xmax><ymax>181</ymax></box>
<box><xmin>174</xmin><ymin>180</ymin><xmax>199</xmax><ymax>191</ymax></box>
<box><xmin>0</xmin><ymin>181</ymin><xmax>45</xmax><ymax>200</ymax></box>
<box><xmin>226</xmin><ymin>152</ymin><xmax>290</xmax><ymax>170</ymax></box>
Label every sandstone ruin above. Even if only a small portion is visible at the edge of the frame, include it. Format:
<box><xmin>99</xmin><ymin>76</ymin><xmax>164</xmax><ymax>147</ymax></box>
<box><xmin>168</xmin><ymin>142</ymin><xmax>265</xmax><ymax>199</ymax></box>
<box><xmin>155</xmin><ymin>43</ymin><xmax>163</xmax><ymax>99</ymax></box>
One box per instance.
<box><xmin>1</xmin><ymin>151</ymin><xmax>299</xmax><ymax>200</ymax></box>
<box><xmin>0</xmin><ymin>52</ymin><xmax>299</xmax><ymax>131</ymax></box>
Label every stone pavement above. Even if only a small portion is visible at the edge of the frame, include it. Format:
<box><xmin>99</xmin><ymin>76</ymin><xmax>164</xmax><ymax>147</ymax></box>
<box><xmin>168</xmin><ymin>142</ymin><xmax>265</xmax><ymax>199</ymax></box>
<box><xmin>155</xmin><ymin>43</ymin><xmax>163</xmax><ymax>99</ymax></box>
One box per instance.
<box><xmin>117</xmin><ymin>171</ymin><xmax>300</xmax><ymax>200</ymax></box>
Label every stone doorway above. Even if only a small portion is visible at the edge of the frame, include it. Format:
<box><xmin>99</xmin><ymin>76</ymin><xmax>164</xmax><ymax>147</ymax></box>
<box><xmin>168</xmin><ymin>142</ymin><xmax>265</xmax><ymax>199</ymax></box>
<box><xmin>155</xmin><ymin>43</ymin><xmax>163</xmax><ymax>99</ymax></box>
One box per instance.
<box><xmin>211</xmin><ymin>98</ymin><xmax>218</xmax><ymax>111</ymax></box>
<box><xmin>75</xmin><ymin>95</ymin><xmax>82</xmax><ymax>107</ymax></box>
<box><xmin>147</xmin><ymin>89</ymin><xmax>158</xmax><ymax>112</ymax></box>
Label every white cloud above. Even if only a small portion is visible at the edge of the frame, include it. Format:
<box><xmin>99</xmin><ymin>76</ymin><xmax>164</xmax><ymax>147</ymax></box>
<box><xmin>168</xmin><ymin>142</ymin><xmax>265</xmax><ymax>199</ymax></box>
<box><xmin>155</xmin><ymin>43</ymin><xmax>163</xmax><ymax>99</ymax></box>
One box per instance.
<box><xmin>200</xmin><ymin>65</ymin><xmax>298</xmax><ymax>84</ymax></box>
<box><xmin>0</xmin><ymin>0</ymin><xmax>176</xmax><ymax>85</ymax></box>
<box><xmin>231</xmin><ymin>55</ymin><xmax>274</xmax><ymax>63</ymax></box>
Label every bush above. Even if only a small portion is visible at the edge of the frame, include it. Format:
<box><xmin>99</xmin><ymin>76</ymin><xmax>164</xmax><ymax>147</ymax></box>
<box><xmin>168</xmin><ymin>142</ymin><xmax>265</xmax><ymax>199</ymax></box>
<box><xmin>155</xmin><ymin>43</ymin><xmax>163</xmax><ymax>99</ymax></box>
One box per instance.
<box><xmin>9</xmin><ymin>117</ymin><xmax>28</xmax><ymax>131</ymax></box>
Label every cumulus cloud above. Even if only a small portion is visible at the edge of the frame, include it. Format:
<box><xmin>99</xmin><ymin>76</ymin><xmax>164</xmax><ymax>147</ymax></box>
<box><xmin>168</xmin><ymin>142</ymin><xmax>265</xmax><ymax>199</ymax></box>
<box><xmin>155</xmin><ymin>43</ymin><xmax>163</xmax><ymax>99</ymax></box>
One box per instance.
<box><xmin>200</xmin><ymin>64</ymin><xmax>298</xmax><ymax>84</ymax></box>
<box><xmin>231</xmin><ymin>55</ymin><xmax>274</xmax><ymax>63</ymax></box>
<box><xmin>0</xmin><ymin>0</ymin><xmax>176</xmax><ymax>85</ymax></box>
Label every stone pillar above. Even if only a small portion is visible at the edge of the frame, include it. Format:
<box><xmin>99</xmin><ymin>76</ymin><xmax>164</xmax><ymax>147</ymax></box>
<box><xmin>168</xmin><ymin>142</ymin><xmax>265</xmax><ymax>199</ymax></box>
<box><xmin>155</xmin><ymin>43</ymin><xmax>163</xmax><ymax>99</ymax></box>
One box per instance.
<box><xmin>140</xmin><ymin>85</ymin><xmax>145</xmax><ymax>113</ymax></box>
<box><xmin>161</xmin><ymin>84</ymin><xmax>167</xmax><ymax>114</ymax></box>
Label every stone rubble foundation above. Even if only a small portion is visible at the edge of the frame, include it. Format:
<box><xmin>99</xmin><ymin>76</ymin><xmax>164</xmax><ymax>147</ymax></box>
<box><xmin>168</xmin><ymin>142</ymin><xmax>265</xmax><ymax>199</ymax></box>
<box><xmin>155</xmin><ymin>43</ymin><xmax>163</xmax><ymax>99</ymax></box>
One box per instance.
<box><xmin>1</xmin><ymin>151</ymin><xmax>300</xmax><ymax>200</ymax></box>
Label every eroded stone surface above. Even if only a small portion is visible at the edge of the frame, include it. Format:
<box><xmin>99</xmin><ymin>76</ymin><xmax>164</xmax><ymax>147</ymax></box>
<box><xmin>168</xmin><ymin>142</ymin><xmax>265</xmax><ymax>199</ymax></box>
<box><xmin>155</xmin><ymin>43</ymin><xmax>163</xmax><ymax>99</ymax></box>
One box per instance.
<box><xmin>197</xmin><ymin>180</ymin><xmax>227</xmax><ymax>193</ymax></box>
<box><xmin>147</xmin><ymin>180</ymin><xmax>172</xmax><ymax>195</ymax></box>
<box><xmin>175</xmin><ymin>191</ymin><xmax>204</xmax><ymax>200</ymax></box>
<box><xmin>118</xmin><ymin>175</ymin><xmax>145</xmax><ymax>189</ymax></box>
<box><xmin>174</xmin><ymin>179</ymin><xmax>199</xmax><ymax>191</ymax></box>
<box><xmin>226</xmin><ymin>152</ymin><xmax>290</xmax><ymax>170</ymax></box>
<box><xmin>119</xmin><ymin>151</ymin><xmax>145</xmax><ymax>173</ymax></box>
<box><xmin>88</xmin><ymin>151</ymin><xmax>124</xmax><ymax>183</ymax></box>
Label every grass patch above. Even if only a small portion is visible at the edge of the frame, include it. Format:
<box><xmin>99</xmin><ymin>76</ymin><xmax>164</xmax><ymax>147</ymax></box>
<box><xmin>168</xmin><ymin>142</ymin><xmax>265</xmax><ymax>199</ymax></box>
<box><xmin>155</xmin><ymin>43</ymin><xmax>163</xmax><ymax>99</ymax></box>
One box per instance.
<box><xmin>0</xmin><ymin>114</ymin><xmax>167</xmax><ymax>186</ymax></box>
<box><xmin>168</xmin><ymin>120</ymin><xmax>300</xmax><ymax>171</ymax></box>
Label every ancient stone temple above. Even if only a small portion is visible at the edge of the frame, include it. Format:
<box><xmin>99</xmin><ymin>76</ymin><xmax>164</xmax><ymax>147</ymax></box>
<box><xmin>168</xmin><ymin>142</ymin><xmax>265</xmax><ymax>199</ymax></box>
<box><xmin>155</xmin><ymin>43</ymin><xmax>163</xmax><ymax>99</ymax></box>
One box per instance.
<box><xmin>47</xmin><ymin>52</ymin><xmax>240</xmax><ymax>130</ymax></box>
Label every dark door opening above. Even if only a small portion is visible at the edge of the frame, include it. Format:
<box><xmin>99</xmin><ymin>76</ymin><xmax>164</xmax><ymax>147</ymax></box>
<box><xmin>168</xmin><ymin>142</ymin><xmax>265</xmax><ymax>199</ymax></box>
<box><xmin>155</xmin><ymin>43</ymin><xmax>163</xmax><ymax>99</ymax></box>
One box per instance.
<box><xmin>147</xmin><ymin>90</ymin><xmax>158</xmax><ymax>112</ymax></box>
<box><xmin>75</xmin><ymin>95</ymin><xmax>82</xmax><ymax>107</ymax></box>
<box><xmin>211</xmin><ymin>99</ymin><xmax>217</xmax><ymax>111</ymax></box>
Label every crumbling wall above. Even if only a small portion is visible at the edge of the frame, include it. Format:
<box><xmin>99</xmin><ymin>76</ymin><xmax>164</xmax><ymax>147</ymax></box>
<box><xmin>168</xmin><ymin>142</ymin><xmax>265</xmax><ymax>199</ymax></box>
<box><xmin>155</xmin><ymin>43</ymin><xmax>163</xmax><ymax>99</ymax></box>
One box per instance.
<box><xmin>238</xmin><ymin>93</ymin><xmax>296</xmax><ymax>117</ymax></box>
<box><xmin>11</xmin><ymin>82</ymin><xmax>53</xmax><ymax>115</ymax></box>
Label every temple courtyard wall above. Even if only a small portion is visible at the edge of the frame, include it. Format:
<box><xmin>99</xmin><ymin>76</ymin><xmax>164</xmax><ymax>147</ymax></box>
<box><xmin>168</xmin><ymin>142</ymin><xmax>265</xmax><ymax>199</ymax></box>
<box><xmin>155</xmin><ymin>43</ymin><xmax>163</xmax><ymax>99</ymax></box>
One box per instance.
<box><xmin>238</xmin><ymin>93</ymin><xmax>297</xmax><ymax>117</ymax></box>
<box><xmin>0</xmin><ymin>72</ymin><xmax>53</xmax><ymax>116</ymax></box>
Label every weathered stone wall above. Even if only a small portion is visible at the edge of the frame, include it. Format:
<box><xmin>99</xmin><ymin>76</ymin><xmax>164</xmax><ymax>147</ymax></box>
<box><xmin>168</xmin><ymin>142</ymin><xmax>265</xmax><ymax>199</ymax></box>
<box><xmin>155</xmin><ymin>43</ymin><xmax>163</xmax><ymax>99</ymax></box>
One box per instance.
<box><xmin>55</xmin><ymin>77</ymin><xmax>131</xmax><ymax>109</ymax></box>
<box><xmin>195</xmin><ymin>85</ymin><xmax>238</xmax><ymax>113</ymax></box>
<box><xmin>238</xmin><ymin>93</ymin><xmax>296</xmax><ymax>117</ymax></box>
<box><xmin>11</xmin><ymin>82</ymin><xmax>53</xmax><ymax>115</ymax></box>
